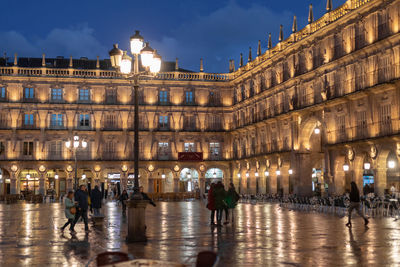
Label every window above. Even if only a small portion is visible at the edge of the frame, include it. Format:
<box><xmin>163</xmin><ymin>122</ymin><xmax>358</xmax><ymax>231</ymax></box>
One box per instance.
<box><xmin>185</xmin><ymin>91</ymin><xmax>194</xmax><ymax>104</ymax></box>
<box><xmin>24</xmin><ymin>88</ymin><xmax>34</xmax><ymax>99</ymax></box>
<box><xmin>51</xmin><ymin>89</ymin><xmax>63</xmax><ymax>101</ymax></box>
<box><xmin>79</xmin><ymin>114</ymin><xmax>90</xmax><ymax>127</ymax></box>
<box><xmin>0</xmin><ymin>142</ymin><xmax>5</xmax><ymax>155</ymax></box>
<box><xmin>103</xmin><ymin>142</ymin><xmax>116</xmax><ymax>159</ymax></box>
<box><xmin>159</xmin><ymin>115</ymin><xmax>169</xmax><ymax>129</ymax></box>
<box><xmin>356</xmin><ymin>111</ymin><xmax>367</xmax><ymax>138</ymax></box>
<box><xmin>50</xmin><ymin>114</ymin><xmax>63</xmax><ymax>127</ymax></box>
<box><xmin>0</xmin><ymin>87</ymin><xmax>6</xmax><ymax>99</ymax></box>
<box><xmin>23</xmin><ymin>141</ymin><xmax>34</xmax><ymax>156</ymax></box>
<box><xmin>379</xmin><ymin>104</ymin><xmax>392</xmax><ymax>135</ymax></box>
<box><xmin>24</xmin><ymin>114</ymin><xmax>34</xmax><ymax>126</ymax></box>
<box><xmin>184</xmin><ymin>142</ymin><xmax>195</xmax><ymax>152</ymax></box>
<box><xmin>79</xmin><ymin>89</ymin><xmax>90</xmax><ymax>101</ymax></box>
<box><xmin>183</xmin><ymin>115</ymin><xmax>196</xmax><ymax>130</ymax></box>
<box><xmin>104</xmin><ymin>114</ymin><xmax>118</xmax><ymax>129</ymax></box>
<box><xmin>106</xmin><ymin>89</ymin><xmax>117</xmax><ymax>104</ymax></box>
<box><xmin>158</xmin><ymin>142</ymin><xmax>169</xmax><ymax>159</ymax></box>
<box><xmin>209</xmin><ymin>91</ymin><xmax>220</xmax><ymax>106</ymax></box>
<box><xmin>159</xmin><ymin>90</ymin><xmax>168</xmax><ymax>104</ymax></box>
<box><xmin>210</xmin><ymin>142</ymin><xmax>220</xmax><ymax>159</ymax></box>
<box><xmin>337</xmin><ymin>115</ymin><xmax>346</xmax><ymax>141</ymax></box>
<box><xmin>49</xmin><ymin>141</ymin><xmax>62</xmax><ymax>158</ymax></box>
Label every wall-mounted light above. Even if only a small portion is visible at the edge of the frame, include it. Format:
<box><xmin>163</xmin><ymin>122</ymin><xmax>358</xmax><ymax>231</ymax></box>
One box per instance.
<box><xmin>237</xmin><ymin>173</ymin><xmax>241</xmax><ymax>178</ymax></box>
<box><xmin>245</xmin><ymin>172</ymin><xmax>249</xmax><ymax>178</ymax></box>
<box><xmin>343</xmin><ymin>164</ymin><xmax>349</xmax><ymax>172</ymax></box>
<box><xmin>314</xmin><ymin>127</ymin><xmax>320</xmax><ymax>134</ymax></box>
<box><xmin>255</xmin><ymin>172</ymin><xmax>259</xmax><ymax>177</ymax></box>
<box><xmin>276</xmin><ymin>170</ymin><xmax>281</xmax><ymax>176</ymax></box>
<box><xmin>55</xmin><ymin>174</ymin><xmax>59</xmax><ymax>180</ymax></box>
<box><xmin>388</xmin><ymin>160</ymin><xmax>396</xmax><ymax>169</ymax></box>
<box><xmin>161</xmin><ymin>174</ymin><xmax>166</xmax><ymax>179</ymax></box>
<box><xmin>264</xmin><ymin>171</ymin><xmax>269</xmax><ymax>177</ymax></box>
<box><xmin>364</xmin><ymin>162</ymin><xmax>371</xmax><ymax>170</ymax></box>
<box><xmin>82</xmin><ymin>174</ymin><xmax>86</xmax><ymax>180</ymax></box>
<box><xmin>288</xmin><ymin>169</ymin><xmax>293</xmax><ymax>175</ymax></box>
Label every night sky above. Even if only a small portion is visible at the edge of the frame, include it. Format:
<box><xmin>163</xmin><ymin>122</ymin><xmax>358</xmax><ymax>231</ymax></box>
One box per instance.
<box><xmin>0</xmin><ymin>0</ymin><xmax>342</xmax><ymax>73</ymax></box>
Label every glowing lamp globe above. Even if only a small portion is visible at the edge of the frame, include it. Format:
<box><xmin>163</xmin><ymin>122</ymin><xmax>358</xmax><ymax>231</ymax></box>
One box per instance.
<box><xmin>109</xmin><ymin>44</ymin><xmax>123</xmax><ymax>68</ymax></box>
<box><xmin>150</xmin><ymin>50</ymin><xmax>162</xmax><ymax>73</ymax></box>
<box><xmin>120</xmin><ymin>51</ymin><xmax>132</xmax><ymax>74</ymax></box>
<box><xmin>130</xmin><ymin>30</ymin><xmax>144</xmax><ymax>55</ymax></box>
<box><xmin>140</xmin><ymin>42</ymin><xmax>154</xmax><ymax>68</ymax></box>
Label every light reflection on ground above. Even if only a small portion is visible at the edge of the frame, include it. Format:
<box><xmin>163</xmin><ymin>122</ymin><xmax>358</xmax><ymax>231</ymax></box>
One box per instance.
<box><xmin>0</xmin><ymin>201</ymin><xmax>399</xmax><ymax>266</ymax></box>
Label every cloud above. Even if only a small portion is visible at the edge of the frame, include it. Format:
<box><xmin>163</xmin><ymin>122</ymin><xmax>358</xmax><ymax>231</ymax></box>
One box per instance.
<box><xmin>0</xmin><ymin>24</ymin><xmax>107</xmax><ymax>59</ymax></box>
<box><xmin>152</xmin><ymin>1</ymin><xmax>292</xmax><ymax>72</ymax></box>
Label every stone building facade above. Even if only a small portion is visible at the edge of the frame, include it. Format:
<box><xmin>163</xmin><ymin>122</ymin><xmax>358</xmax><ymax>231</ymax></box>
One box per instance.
<box><xmin>0</xmin><ymin>0</ymin><xmax>399</xmax><ymax>197</ymax></box>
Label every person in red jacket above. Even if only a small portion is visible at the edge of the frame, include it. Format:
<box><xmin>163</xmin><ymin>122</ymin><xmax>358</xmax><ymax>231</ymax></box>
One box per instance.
<box><xmin>207</xmin><ymin>183</ymin><xmax>216</xmax><ymax>225</ymax></box>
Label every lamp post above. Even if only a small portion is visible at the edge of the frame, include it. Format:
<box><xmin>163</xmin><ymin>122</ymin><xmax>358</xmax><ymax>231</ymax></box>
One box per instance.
<box><xmin>65</xmin><ymin>135</ymin><xmax>87</xmax><ymax>190</ymax></box>
<box><xmin>109</xmin><ymin>31</ymin><xmax>161</xmax><ymax>199</ymax></box>
<box><xmin>109</xmin><ymin>30</ymin><xmax>162</xmax><ymax>242</ymax></box>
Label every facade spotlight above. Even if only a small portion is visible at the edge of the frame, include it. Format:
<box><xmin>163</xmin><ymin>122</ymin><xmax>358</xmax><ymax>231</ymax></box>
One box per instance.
<box><xmin>343</xmin><ymin>164</ymin><xmax>349</xmax><ymax>172</ymax></box>
<box><xmin>245</xmin><ymin>172</ymin><xmax>249</xmax><ymax>178</ymax></box>
<box><xmin>255</xmin><ymin>172</ymin><xmax>259</xmax><ymax>177</ymax></box>
<box><xmin>364</xmin><ymin>162</ymin><xmax>371</xmax><ymax>170</ymax></box>
<box><xmin>264</xmin><ymin>171</ymin><xmax>269</xmax><ymax>177</ymax></box>
<box><xmin>288</xmin><ymin>169</ymin><xmax>293</xmax><ymax>175</ymax></box>
<box><xmin>54</xmin><ymin>174</ymin><xmax>59</xmax><ymax>180</ymax></box>
<box><xmin>388</xmin><ymin>160</ymin><xmax>396</xmax><ymax>169</ymax></box>
<box><xmin>276</xmin><ymin>170</ymin><xmax>281</xmax><ymax>176</ymax></box>
<box><xmin>314</xmin><ymin>127</ymin><xmax>320</xmax><ymax>134</ymax></box>
<box><xmin>161</xmin><ymin>174</ymin><xmax>166</xmax><ymax>179</ymax></box>
<box><xmin>237</xmin><ymin>173</ymin><xmax>241</xmax><ymax>178</ymax></box>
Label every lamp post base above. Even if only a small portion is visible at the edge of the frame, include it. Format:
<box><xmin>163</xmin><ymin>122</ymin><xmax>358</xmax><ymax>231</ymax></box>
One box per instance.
<box><xmin>126</xmin><ymin>199</ymin><xmax>149</xmax><ymax>242</ymax></box>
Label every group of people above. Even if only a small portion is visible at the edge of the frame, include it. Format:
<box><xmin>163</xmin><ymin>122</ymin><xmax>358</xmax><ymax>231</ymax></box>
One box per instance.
<box><xmin>60</xmin><ymin>185</ymin><xmax>103</xmax><ymax>234</ymax></box>
<box><xmin>207</xmin><ymin>181</ymin><xmax>240</xmax><ymax>226</ymax></box>
<box><xmin>60</xmin><ymin>185</ymin><xmax>156</xmax><ymax>234</ymax></box>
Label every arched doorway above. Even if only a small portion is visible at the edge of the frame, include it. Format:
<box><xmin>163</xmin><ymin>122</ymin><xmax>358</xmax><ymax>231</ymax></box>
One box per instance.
<box><xmin>153</xmin><ymin>168</ymin><xmax>174</xmax><ymax>193</ymax></box>
<box><xmin>179</xmin><ymin>168</ymin><xmax>199</xmax><ymax>192</ymax></box>
<box><xmin>19</xmin><ymin>170</ymin><xmax>39</xmax><ymax>197</ymax></box>
<box><xmin>205</xmin><ymin>168</ymin><xmax>224</xmax><ymax>193</ymax></box>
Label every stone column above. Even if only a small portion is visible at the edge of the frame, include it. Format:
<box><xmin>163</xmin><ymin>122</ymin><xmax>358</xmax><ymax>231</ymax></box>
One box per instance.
<box><xmin>66</xmin><ymin>172</ymin><xmax>73</xmax><ymax>192</ymax></box>
<box><xmin>148</xmin><ymin>177</ymin><xmax>154</xmax><ymax>193</ymax></box>
<box><xmin>281</xmin><ymin>172</ymin><xmax>289</xmax><ymax>195</ymax></box>
<box><xmin>294</xmin><ymin>154</ymin><xmax>313</xmax><ymax>197</ymax></box>
<box><xmin>38</xmin><ymin>172</ymin><xmax>46</xmax><ymax>195</ymax></box>
<box><xmin>55</xmin><ymin>178</ymin><xmax>60</xmax><ymax>197</ymax></box>
<box><xmin>174</xmin><ymin>172</ymin><xmax>180</xmax><ymax>192</ymax></box>
<box><xmin>375</xmin><ymin>167</ymin><xmax>387</xmax><ymax>196</ymax></box>
<box><xmin>121</xmin><ymin>172</ymin><xmax>128</xmax><ymax>190</ymax></box>
<box><xmin>10</xmin><ymin>171</ymin><xmax>18</xmax><ymax>195</ymax></box>
<box><xmin>270</xmin><ymin>168</ymin><xmax>277</xmax><ymax>194</ymax></box>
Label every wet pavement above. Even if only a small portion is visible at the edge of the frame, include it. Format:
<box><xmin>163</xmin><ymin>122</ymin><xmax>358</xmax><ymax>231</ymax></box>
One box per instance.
<box><xmin>0</xmin><ymin>201</ymin><xmax>399</xmax><ymax>267</ymax></box>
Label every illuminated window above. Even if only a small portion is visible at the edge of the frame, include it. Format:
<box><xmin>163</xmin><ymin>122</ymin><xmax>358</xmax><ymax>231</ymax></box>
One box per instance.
<box><xmin>23</xmin><ymin>141</ymin><xmax>34</xmax><ymax>156</ymax></box>
<box><xmin>159</xmin><ymin>90</ymin><xmax>168</xmax><ymax>104</ymax></box>
<box><xmin>185</xmin><ymin>91</ymin><xmax>194</xmax><ymax>104</ymax></box>
<box><xmin>79</xmin><ymin>89</ymin><xmax>90</xmax><ymax>101</ymax></box>
<box><xmin>24</xmin><ymin>114</ymin><xmax>34</xmax><ymax>126</ymax></box>
<box><xmin>24</xmin><ymin>88</ymin><xmax>34</xmax><ymax>99</ymax></box>
<box><xmin>79</xmin><ymin>114</ymin><xmax>90</xmax><ymax>127</ymax></box>
<box><xmin>0</xmin><ymin>87</ymin><xmax>6</xmax><ymax>99</ymax></box>
<box><xmin>184</xmin><ymin>142</ymin><xmax>195</xmax><ymax>152</ymax></box>
<box><xmin>50</xmin><ymin>114</ymin><xmax>63</xmax><ymax>127</ymax></box>
<box><xmin>51</xmin><ymin>88</ymin><xmax>63</xmax><ymax>100</ymax></box>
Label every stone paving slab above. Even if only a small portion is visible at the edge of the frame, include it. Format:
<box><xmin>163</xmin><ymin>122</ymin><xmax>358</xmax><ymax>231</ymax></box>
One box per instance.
<box><xmin>0</xmin><ymin>201</ymin><xmax>399</xmax><ymax>266</ymax></box>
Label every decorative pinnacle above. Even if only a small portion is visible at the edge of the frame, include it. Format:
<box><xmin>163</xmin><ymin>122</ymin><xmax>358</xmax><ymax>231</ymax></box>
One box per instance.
<box><xmin>326</xmin><ymin>0</ymin><xmax>332</xmax><ymax>12</ymax></box>
<box><xmin>308</xmin><ymin>4</ymin><xmax>314</xmax><ymax>24</ymax></box>
<box><xmin>292</xmin><ymin>15</ymin><xmax>298</xmax><ymax>33</ymax></box>
<box><xmin>279</xmin><ymin>25</ymin><xmax>283</xmax><ymax>42</ymax></box>
<box><xmin>239</xmin><ymin>53</ymin><xmax>243</xmax><ymax>67</ymax></box>
<box><xmin>257</xmin><ymin>40</ymin><xmax>261</xmax><ymax>56</ymax></box>
<box><xmin>248</xmin><ymin>47</ymin><xmax>252</xmax><ymax>62</ymax></box>
<box><xmin>268</xmin><ymin>33</ymin><xmax>272</xmax><ymax>50</ymax></box>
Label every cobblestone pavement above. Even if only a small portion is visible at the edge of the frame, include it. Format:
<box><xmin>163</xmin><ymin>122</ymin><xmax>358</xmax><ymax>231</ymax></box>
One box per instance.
<box><xmin>0</xmin><ymin>201</ymin><xmax>400</xmax><ymax>266</ymax></box>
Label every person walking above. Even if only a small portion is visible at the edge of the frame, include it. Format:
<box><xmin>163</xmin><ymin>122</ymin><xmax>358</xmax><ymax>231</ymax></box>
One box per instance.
<box><xmin>91</xmin><ymin>185</ymin><xmax>102</xmax><ymax>216</ymax></box>
<box><xmin>213</xmin><ymin>181</ymin><xmax>227</xmax><ymax>227</ymax></box>
<box><xmin>119</xmin><ymin>190</ymin><xmax>129</xmax><ymax>213</ymax></box>
<box><xmin>224</xmin><ymin>183</ymin><xmax>240</xmax><ymax>224</ymax></box>
<box><xmin>346</xmin><ymin>181</ymin><xmax>369</xmax><ymax>227</ymax></box>
<box><xmin>71</xmin><ymin>185</ymin><xmax>90</xmax><ymax>233</ymax></box>
<box><xmin>206</xmin><ymin>183</ymin><xmax>216</xmax><ymax>225</ymax></box>
<box><xmin>60</xmin><ymin>191</ymin><xmax>75</xmax><ymax>232</ymax></box>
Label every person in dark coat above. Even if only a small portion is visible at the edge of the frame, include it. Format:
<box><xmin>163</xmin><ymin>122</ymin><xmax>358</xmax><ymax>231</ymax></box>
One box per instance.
<box><xmin>346</xmin><ymin>181</ymin><xmax>369</xmax><ymax>227</ymax></box>
<box><xmin>71</xmin><ymin>185</ymin><xmax>89</xmax><ymax>233</ymax></box>
<box><xmin>213</xmin><ymin>181</ymin><xmax>227</xmax><ymax>226</ymax></box>
<box><xmin>91</xmin><ymin>185</ymin><xmax>102</xmax><ymax>216</ymax></box>
<box><xmin>119</xmin><ymin>190</ymin><xmax>129</xmax><ymax>213</ymax></box>
<box><xmin>207</xmin><ymin>183</ymin><xmax>216</xmax><ymax>225</ymax></box>
<box><xmin>224</xmin><ymin>183</ymin><xmax>240</xmax><ymax>224</ymax></box>
<box><xmin>139</xmin><ymin>186</ymin><xmax>156</xmax><ymax>207</ymax></box>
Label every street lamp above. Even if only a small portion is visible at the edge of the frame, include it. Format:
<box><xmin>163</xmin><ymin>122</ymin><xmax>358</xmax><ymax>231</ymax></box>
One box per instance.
<box><xmin>109</xmin><ymin>30</ymin><xmax>162</xmax><ymax>201</ymax></box>
<box><xmin>65</xmin><ymin>135</ymin><xmax>88</xmax><ymax>190</ymax></box>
